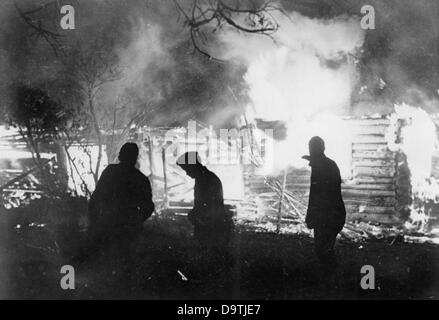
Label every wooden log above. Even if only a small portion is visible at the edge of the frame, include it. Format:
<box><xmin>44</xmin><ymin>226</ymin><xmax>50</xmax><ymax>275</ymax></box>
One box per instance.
<box><xmin>254</xmin><ymin>192</ymin><xmax>396</xmax><ymax>206</ymax></box>
<box><xmin>285</xmin><ymin>176</ymin><xmax>310</xmax><ymax>183</ymax></box>
<box><xmin>285</xmin><ymin>183</ymin><xmax>311</xmax><ymax>189</ymax></box>
<box><xmin>286</xmin><ymin>168</ymin><xmax>311</xmax><ymax>176</ymax></box>
<box><xmin>249</xmin><ymin>182</ymin><xmax>397</xmax><ymax>195</ymax></box>
<box><xmin>347</xmin><ymin>212</ymin><xmax>401</xmax><ymax>225</ymax></box>
<box><xmin>345</xmin><ymin>118</ymin><xmax>390</xmax><ymax>126</ymax></box>
<box><xmin>354</xmin><ymin>125</ymin><xmax>389</xmax><ymax>135</ymax></box>
<box><xmin>248</xmin><ymin>187</ymin><xmax>274</xmax><ymax>193</ymax></box>
<box><xmin>286</xmin><ymin>175</ymin><xmax>311</xmax><ymax>182</ymax></box>
<box><xmin>248</xmin><ymin>183</ymin><xmax>396</xmax><ymax>196</ymax></box>
<box><xmin>352</xmin><ymin>150</ymin><xmax>395</xmax><ymax>159</ymax></box>
<box><xmin>342</xmin><ymin>189</ymin><xmax>396</xmax><ymax>197</ymax></box>
<box><xmin>353</xmin><ymin>135</ymin><xmax>388</xmax><ymax>144</ymax></box>
<box><xmin>354</xmin><ymin>166</ymin><xmax>396</xmax><ymax>176</ymax></box>
<box><xmin>342</xmin><ymin>183</ymin><xmax>395</xmax><ymax>191</ymax></box>
<box><xmin>352</xmin><ymin>143</ymin><xmax>389</xmax><ymax>151</ymax></box>
<box><xmin>2</xmin><ymin>189</ymin><xmax>43</xmax><ymax>193</ymax></box>
<box><xmin>277</xmin><ymin>169</ymin><xmax>288</xmax><ymax>233</ymax></box>
<box><xmin>349</xmin><ymin>177</ymin><xmax>394</xmax><ymax>184</ymax></box>
<box><xmin>165</xmin><ymin>206</ymin><xmax>192</xmax><ymax>214</ymax></box>
<box><xmin>353</xmin><ymin>159</ymin><xmax>396</xmax><ymax>167</ymax></box>
<box><xmin>259</xmin><ymin>197</ymin><xmax>397</xmax><ymax>210</ymax></box>
<box><xmin>162</xmin><ymin>148</ymin><xmax>169</xmax><ymax>208</ymax></box>
<box><xmin>343</xmin><ymin>197</ymin><xmax>396</xmax><ymax>206</ymax></box>
<box><xmin>345</xmin><ymin>204</ymin><xmax>394</xmax><ymax>214</ymax></box>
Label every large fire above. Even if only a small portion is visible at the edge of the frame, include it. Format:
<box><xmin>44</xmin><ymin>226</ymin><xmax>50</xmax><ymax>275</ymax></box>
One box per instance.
<box><xmin>219</xmin><ymin>12</ymin><xmax>364</xmax><ymax>175</ymax></box>
<box><xmin>389</xmin><ymin>104</ymin><xmax>439</xmax><ymax>230</ymax></box>
<box><xmin>220</xmin><ymin>11</ymin><xmax>439</xmax><ymax>231</ymax></box>
<box><xmin>1</xmin><ymin>9</ymin><xmax>439</xmax><ymax>235</ymax></box>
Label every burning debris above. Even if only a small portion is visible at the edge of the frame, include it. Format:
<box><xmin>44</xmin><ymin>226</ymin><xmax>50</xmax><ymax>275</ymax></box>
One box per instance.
<box><xmin>264</xmin><ymin>175</ymin><xmax>404</xmax><ymax>242</ymax></box>
<box><xmin>388</xmin><ymin>104</ymin><xmax>439</xmax><ymax>232</ymax></box>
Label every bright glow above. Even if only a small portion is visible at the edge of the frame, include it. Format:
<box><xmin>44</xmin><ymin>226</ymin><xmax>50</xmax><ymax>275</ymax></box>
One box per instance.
<box><xmin>255</xmin><ymin>114</ymin><xmax>354</xmax><ymax>177</ymax></box>
<box><xmin>219</xmin><ymin>12</ymin><xmax>364</xmax><ymax>176</ymax></box>
<box><xmin>390</xmin><ymin>104</ymin><xmax>438</xmax><ymax>229</ymax></box>
<box><xmin>65</xmin><ymin>145</ymin><xmax>108</xmax><ymax>195</ymax></box>
<box><xmin>393</xmin><ymin>104</ymin><xmax>436</xmax><ymax>188</ymax></box>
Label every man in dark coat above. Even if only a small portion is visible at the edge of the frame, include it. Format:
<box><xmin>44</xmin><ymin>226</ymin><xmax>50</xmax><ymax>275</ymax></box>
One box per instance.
<box><xmin>176</xmin><ymin>152</ymin><xmax>232</xmax><ymax>249</ymax></box>
<box><xmin>303</xmin><ymin>136</ymin><xmax>346</xmax><ymax>271</ymax></box>
<box><xmin>88</xmin><ymin>142</ymin><xmax>155</xmax><ymax>251</ymax></box>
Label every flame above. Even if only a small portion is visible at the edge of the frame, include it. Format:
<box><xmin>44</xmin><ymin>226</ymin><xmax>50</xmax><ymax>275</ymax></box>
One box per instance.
<box><xmin>220</xmin><ymin>11</ymin><xmax>439</xmax><ymax>233</ymax></box>
<box><xmin>254</xmin><ymin>113</ymin><xmax>354</xmax><ymax>177</ymax></box>
<box><xmin>391</xmin><ymin>104</ymin><xmax>436</xmax><ymax>189</ymax></box>
<box><xmin>220</xmin><ymin>13</ymin><xmax>364</xmax><ymax>176</ymax></box>
<box><xmin>389</xmin><ymin>104</ymin><xmax>438</xmax><ymax>230</ymax></box>
<box><xmin>65</xmin><ymin>145</ymin><xmax>108</xmax><ymax>195</ymax></box>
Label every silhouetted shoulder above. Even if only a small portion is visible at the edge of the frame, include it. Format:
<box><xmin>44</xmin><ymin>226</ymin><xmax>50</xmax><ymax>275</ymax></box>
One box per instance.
<box><xmin>324</xmin><ymin>157</ymin><xmax>342</xmax><ymax>184</ymax></box>
<box><xmin>205</xmin><ymin>168</ymin><xmax>222</xmax><ymax>186</ymax></box>
<box><xmin>324</xmin><ymin>157</ymin><xmax>340</xmax><ymax>171</ymax></box>
<box><xmin>130</xmin><ymin>167</ymin><xmax>147</xmax><ymax>179</ymax></box>
<box><xmin>324</xmin><ymin>156</ymin><xmax>335</xmax><ymax>166</ymax></box>
<box><xmin>207</xmin><ymin>168</ymin><xmax>220</xmax><ymax>180</ymax></box>
<box><xmin>131</xmin><ymin>167</ymin><xmax>152</xmax><ymax>190</ymax></box>
<box><xmin>98</xmin><ymin>164</ymin><xmax>116</xmax><ymax>174</ymax></box>
<box><xmin>102</xmin><ymin>163</ymin><xmax>119</xmax><ymax>174</ymax></box>
<box><xmin>94</xmin><ymin>164</ymin><xmax>120</xmax><ymax>186</ymax></box>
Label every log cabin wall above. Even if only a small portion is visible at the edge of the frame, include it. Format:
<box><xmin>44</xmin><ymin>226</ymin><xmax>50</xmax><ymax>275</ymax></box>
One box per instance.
<box><xmin>243</xmin><ymin>117</ymin><xmax>406</xmax><ymax>225</ymax></box>
<box><xmin>345</xmin><ymin>118</ymin><xmax>402</xmax><ymax>224</ymax></box>
<box><xmin>132</xmin><ymin>119</ymin><xmax>409</xmax><ymax>225</ymax></box>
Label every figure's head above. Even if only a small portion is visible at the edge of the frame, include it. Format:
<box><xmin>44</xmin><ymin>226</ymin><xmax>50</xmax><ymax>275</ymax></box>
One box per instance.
<box><xmin>308</xmin><ymin>136</ymin><xmax>325</xmax><ymax>157</ymax></box>
<box><xmin>176</xmin><ymin>151</ymin><xmax>203</xmax><ymax>178</ymax></box>
<box><xmin>118</xmin><ymin>142</ymin><xmax>139</xmax><ymax>166</ymax></box>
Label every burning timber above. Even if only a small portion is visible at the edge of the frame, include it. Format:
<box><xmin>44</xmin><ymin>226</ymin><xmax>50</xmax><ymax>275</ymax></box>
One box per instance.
<box><xmin>2</xmin><ymin>112</ymin><xmax>439</xmax><ymax>243</ymax></box>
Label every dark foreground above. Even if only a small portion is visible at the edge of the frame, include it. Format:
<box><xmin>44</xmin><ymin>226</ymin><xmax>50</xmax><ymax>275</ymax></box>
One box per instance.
<box><xmin>1</xmin><ymin>216</ymin><xmax>438</xmax><ymax>299</ymax></box>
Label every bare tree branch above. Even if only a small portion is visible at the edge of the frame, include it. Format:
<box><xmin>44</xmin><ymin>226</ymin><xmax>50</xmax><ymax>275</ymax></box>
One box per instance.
<box><xmin>14</xmin><ymin>0</ymin><xmax>64</xmax><ymax>56</ymax></box>
<box><xmin>174</xmin><ymin>0</ymin><xmax>282</xmax><ymax>61</ymax></box>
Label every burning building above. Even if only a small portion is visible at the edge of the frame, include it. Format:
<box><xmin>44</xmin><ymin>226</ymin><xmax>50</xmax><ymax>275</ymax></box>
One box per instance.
<box><xmin>2</xmin><ymin>1</ymin><xmax>439</xmax><ymax>240</ymax></box>
<box><xmin>101</xmin><ymin>105</ymin><xmax>438</xmax><ymax>240</ymax></box>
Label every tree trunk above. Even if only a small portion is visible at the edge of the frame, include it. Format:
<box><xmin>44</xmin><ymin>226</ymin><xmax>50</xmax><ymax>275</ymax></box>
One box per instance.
<box><xmin>88</xmin><ymin>96</ymin><xmax>103</xmax><ymax>184</ymax></box>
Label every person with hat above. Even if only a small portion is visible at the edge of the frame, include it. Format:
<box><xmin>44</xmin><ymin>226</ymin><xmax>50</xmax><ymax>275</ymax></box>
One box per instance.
<box><xmin>176</xmin><ymin>151</ymin><xmax>232</xmax><ymax>249</ymax></box>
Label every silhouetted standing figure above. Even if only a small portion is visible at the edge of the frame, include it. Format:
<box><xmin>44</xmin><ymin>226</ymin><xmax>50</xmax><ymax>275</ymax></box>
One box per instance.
<box><xmin>88</xmin><ymin>142</ymin><xmax>155</xmax><ymax>255</ymax></box>
<box><xmin>176</xmin><ymin>152</ymin><xmax>232</xmax><ymax>249</ymax></box>
<box><xmin>303</xmin><ymin>136</ymin><xmax>346</xmax><ymax>272</ymax></box>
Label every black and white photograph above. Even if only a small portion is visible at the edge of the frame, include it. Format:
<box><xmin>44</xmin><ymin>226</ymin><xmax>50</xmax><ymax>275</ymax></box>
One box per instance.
<box><xmin>0</xmin><ymin>0</ymin><xmax>439</xmax><ymax>302</ymax></box>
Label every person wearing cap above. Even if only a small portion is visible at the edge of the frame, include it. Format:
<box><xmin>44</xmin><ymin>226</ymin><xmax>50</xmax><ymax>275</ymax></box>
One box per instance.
<box><xmin>302</xmin><ymin>136</ymin><xmax>346</xmax><ymax>272</ymax></box>
<box><xmin>176</xmin><ymin>151</ymin><xmax>232</xmax><ymax>249</ymax></box>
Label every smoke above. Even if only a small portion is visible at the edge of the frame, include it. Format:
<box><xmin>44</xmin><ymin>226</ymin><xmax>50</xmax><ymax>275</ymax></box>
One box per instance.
<box><xmin>99</xmin><ymin>18</ymin><xmax>174</xmax><ymax>120</ymax></box>
<box><xmin>219</xmin><ymin>11</ymin><xmax>365</xmax><ymax>118</ymax></box>
<box><xmin>216</xmin><ymin>11</ymin><xmax>365</xmax><ymax>173</ymax></box>
<box><xmin>117</xmin><ymin>21</ymin><xmax>172</xmax><ymax>102</ymax></box>
<box><xmin>0</xmin><ymin>0</ymin><xmax>246</xmax><ymax>128</ymax></box>
<box><xmin>3</xmin><ymin>1</ymin><xmax>439</xmax><ymax>129</ymax></box>
<box><xmin>354</xmin><ymin>0</ymin><xmax>439</xmax><ymax>114</ymax></box>
<box><xmin>94</xmin><ymin>0</ymin><xmax>439</xmax><ymax>126</ymax></box>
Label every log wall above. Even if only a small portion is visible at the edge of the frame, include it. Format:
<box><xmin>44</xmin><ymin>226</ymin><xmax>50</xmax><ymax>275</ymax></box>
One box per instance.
<box><xmin>243</xmin><ymin>117</ymin><xmax>405</xmax><ymax>225</ymax></box>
